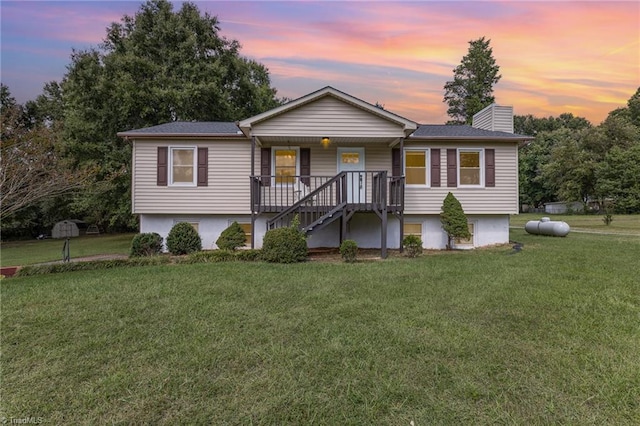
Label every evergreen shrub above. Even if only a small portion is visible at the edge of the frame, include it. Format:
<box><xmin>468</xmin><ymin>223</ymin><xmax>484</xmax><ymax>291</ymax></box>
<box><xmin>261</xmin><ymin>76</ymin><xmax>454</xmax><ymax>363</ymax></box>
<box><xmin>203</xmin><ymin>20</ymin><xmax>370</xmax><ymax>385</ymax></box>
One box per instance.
<box><xmin>261</xmin><ymin>217</ymin><xmax>307</xmax><ymax>263</ymax></box>
<box><xmin>166</xmin><ymin>222</ymin><xmax>202</xmax><ymax>255</ymax></box>
<box><xmin>130</xmin><ymin>232</ymin><xmax>163</xmax><ymax>257</ymax></box>
<box><xmin>216</xmin><ymin>221</ymin><xmax>247</xmax><ymax>250</ymax></box>
<box><xmin>339</xmin><ymin>240</ymin><xmax>358</xmax><ymax>263</ymax></box>
<box><xmin>402</xmin><ymin>235</ymin><xmax>423</xmax><ymax>258</ymax></box>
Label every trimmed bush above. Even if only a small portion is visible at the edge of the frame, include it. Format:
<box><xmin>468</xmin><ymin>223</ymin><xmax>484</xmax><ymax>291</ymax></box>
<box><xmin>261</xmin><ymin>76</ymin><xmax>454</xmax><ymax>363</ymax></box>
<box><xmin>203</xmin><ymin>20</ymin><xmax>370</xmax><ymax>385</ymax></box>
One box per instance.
<box><xmin>177</xmin><ymin>249</ymin><xmax>262</xmax><ymax>264</ymax></box>
<box><xmin>402</xmin><ymin>235</ymin><xmax>423</xmax><ymax>258</ymax></box>
<box><xmin>216</xmin><ymin>221</ymin><xmax>247</xmax><ymax>250</ymax></box>
<box><xmin>440</xmin><ymin>192</ymin><xmax>470</xmax><ymax>250</ymax></box>
<box><xmin>339</xmin><ymin>240</ymin><xmax>358</xmax><ymax>263</ymax></box>
<box><xmin>16</xmin><ymin>256</ymin><xmax>170</xmax><ymax>277</ymax></box>
<box><xmin>130</xmin><ymin>232</ymin><xmax>163</xmax><ymax>257</ymax></box>
<box><xmin>166</xmin><ymin>222</ymin><xmax>202</xmax><ymax>255</ymax></box>
<box><xmin>261</xmin><ymin>217</ymin><xmax>307</xmax><ymax>263</ymax></box>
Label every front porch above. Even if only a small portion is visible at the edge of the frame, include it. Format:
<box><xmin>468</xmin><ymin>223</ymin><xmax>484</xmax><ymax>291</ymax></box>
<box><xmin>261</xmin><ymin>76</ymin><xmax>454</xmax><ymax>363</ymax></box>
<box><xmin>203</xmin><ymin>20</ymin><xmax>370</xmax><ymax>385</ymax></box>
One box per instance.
<box><xmin>250</xmin><ymin>171</ymin><xmax>405</xmax><ymax>258</ymax></box>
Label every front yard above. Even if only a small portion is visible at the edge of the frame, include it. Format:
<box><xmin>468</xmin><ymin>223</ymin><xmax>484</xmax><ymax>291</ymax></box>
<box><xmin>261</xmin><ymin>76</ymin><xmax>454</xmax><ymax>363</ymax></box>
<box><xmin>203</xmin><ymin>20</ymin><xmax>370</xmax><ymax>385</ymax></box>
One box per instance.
<box><xmin>1</xmin><ymin>229</ymin><xmax>639</xmax><ymax>423</ymax></box>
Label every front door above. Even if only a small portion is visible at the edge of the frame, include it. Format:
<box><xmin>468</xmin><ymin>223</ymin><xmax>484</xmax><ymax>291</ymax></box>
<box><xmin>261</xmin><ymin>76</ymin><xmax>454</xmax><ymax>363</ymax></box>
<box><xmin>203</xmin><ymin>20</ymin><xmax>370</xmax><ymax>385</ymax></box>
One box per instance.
<box><xmin>337</xmin><ymin>147</ymin><xmax>365</xmax><ymax>203</ymax></box>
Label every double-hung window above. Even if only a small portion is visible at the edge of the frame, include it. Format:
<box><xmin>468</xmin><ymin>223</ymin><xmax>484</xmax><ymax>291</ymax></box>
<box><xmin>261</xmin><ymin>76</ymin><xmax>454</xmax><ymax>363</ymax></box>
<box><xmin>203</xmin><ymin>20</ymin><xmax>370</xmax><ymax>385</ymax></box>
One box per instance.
<box><xmin>170</xmin><ymin>147</ymin><xmax>196</xmax><ymax>186</ymax></box>
<box><xmin>273</xmin><ymin>147</ymin><xmax>299</xmax><ymax>185</ymax></box>
<box><xmin>405</xmin><ymin>150</ymin><xmax>428</xmax><ymax>186</ymax></box>
<box><xmin>458</xmin><ymin>149</ymin><xmax>483</xmax><ymax>187</ymax></box>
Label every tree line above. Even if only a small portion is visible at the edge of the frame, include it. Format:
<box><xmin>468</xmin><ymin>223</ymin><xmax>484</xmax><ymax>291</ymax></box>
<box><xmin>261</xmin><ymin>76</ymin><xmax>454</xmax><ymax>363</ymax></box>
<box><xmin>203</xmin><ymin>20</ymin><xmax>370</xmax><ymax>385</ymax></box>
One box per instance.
<box><xmin>1</xmin><ymin>0</ymin><xmax>283</xmax><ymax>239</ymax></box>
<box><xmin>2</xmin><ymin>16</ymin><xmax>638</xmax><ymax>239</ymax></box>
<box><xmin>443</xmin><ymin>37</ymin><xmax>639</xmax><ymax>214</ymax></box>
<box><xmin>516</xmin><ymin>90</ymin><xmax>640</xmax><ymax>213</ymax></box>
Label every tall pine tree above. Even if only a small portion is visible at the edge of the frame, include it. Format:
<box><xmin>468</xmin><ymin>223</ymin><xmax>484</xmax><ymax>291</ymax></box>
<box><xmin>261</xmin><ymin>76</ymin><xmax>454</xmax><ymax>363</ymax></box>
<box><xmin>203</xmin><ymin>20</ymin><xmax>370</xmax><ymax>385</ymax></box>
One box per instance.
<box><xmin>443</xmin><ymin>37</ymin><xmax>501</xmax><ymax>124</ymax></box>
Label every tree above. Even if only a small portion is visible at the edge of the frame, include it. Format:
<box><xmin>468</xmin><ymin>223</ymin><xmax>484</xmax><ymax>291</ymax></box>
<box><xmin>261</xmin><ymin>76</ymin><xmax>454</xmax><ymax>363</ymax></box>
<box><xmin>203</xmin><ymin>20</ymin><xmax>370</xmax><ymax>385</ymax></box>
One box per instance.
<box><xmin>443</xmin><ymin>37</ymin><xmax>501</xmax><ymax>124</ymax></box>
<box><xmin>440</xmin><ymin>192</ymin><xmax>470</xmax><ymax>250</ymax></box>
<box><xmin>596</xmin><ymin>144</ymin><xmax>640</xmax><ymax>213</ymax></box>
<box><xmin>60</xmin><ymin>0</ymin><xmax>282</xmax><ymax>231</ymax></box>
<box><xmin>517</xmin><ymin>114</ymin><xmax>592</xmax><ymax>208</ymax></box>
<box><xmin>0</xmin><ymin>89</ymin><xmax>94</xmax><ymax>222</ymax></box>
<box><xmin>514</xmin><ymin>113</ymin><xmax>591</xmax><ymax>136</ymax></box>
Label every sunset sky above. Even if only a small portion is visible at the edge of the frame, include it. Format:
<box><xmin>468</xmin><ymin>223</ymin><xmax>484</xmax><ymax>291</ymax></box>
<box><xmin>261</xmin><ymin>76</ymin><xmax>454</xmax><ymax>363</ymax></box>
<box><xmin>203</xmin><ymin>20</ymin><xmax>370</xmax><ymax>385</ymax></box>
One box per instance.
<box><xmin>2</xmin><ymin>1</ymin><xmax>638</xmax><ymax>125</ymax></box>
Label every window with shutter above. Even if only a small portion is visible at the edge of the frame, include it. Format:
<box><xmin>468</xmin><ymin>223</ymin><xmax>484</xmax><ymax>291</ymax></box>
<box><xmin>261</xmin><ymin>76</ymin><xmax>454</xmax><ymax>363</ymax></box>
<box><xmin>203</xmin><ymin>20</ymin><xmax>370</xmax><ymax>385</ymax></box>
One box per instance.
<box><xmin>404</xmin><ymin>150</ymin><xmax>428</xmax><ymax>185</ymax></box>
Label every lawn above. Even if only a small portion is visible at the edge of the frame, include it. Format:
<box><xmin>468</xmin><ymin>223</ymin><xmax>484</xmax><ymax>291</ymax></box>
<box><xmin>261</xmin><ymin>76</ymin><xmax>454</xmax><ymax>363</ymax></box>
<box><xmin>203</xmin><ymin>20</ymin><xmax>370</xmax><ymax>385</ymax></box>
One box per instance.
<box><xmin>2</xmin><ymin>229</ymin><xmax>639</xmax><ymax>424</ymax></box>
<box><xmin>511</xmin><ymin>213</ymin><xmax>640</xmax><ymax>235</ymax></box>
<box><xmin>0</xmin><ymin>234</ymin><xmax>135</xmax><ymax>267</ymax></box>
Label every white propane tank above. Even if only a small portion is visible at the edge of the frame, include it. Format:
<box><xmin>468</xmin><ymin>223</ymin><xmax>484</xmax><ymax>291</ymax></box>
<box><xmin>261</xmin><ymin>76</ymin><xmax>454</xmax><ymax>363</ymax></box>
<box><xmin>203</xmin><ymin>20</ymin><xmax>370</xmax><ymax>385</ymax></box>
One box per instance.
<box><xmin>525</xmin><ymin>217</ymin><xmax>570</xmax><ymax>237</ymax></box>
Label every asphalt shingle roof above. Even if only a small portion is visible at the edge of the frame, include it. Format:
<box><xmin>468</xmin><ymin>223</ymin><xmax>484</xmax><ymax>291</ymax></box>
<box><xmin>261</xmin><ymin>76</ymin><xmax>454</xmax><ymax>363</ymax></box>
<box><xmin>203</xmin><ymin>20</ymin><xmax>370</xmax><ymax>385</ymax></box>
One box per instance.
<box><xmin>412</xmin><ymin>125</ymin><xmax>531</xmax><ymax>139</ymax></box>
<box><xmin>119</xmin><ymin>121</ymin><xmax>532</xmax><ymax>140</ymax></box>
<box><xmin>119</xmin><ymin>121</ymin><xmax>241</xmax><ymax>136</ymax></box>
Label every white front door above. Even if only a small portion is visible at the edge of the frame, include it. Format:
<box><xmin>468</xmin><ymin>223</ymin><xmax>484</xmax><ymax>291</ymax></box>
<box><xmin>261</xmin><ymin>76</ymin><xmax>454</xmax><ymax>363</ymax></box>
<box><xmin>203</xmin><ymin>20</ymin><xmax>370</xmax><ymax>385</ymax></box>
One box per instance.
<box><xmin>337</xmin><ymin>147</ymin><xmax>365</xmax><ymax>203</ymax></box>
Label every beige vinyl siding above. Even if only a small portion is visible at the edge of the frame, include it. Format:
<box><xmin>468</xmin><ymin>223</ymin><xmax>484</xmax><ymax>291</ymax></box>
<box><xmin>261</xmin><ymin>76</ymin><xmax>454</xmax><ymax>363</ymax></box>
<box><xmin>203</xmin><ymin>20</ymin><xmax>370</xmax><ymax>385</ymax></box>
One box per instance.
<box><xmin>404</xmin><ymin>142</ymin><xmax>518</xmax><ymax>214</ymax></box>
<box><xmin>133</xmin><ymin>139</ymin><xmax>251</xmax><ymax>214</ymax></box>
<box><xmin>254</xmin><ymin>144</ymin><xmax>392</xmax><ymax>176</ymax></box>
<box><xmin>472</xmin><ymin>104</ymin><xmax>514</xmax><ymax>133</ymax></box>
<box><xmin>252</xmin><ymin>96</ymin><xmax>405</xmax><ymax>138</ymax></box>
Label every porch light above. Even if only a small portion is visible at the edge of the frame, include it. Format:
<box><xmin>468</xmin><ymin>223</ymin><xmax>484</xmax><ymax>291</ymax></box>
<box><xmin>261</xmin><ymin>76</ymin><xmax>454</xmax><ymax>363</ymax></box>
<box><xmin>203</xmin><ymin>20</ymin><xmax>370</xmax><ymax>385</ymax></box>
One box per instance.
<box><xmin>321</xmin><ymin>136</ymin><xmax>331</xmax><ymax>148</ymax></box>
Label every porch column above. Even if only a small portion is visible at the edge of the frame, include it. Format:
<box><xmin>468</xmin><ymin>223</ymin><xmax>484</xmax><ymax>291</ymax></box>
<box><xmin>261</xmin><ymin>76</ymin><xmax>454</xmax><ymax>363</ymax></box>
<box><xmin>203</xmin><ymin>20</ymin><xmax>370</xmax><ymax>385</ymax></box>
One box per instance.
<box><xmin>251</xmin><ymin>136</ymin><xmax>256</xmax><ymax>249</ymax></box>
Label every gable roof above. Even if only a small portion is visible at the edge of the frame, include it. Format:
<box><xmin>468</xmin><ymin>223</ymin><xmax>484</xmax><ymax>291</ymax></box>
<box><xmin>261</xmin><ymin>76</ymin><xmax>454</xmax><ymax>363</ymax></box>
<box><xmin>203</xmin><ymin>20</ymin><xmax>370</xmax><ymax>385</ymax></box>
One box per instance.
<box><xmin>411</xmin><ymin>124</ymin><xmax>533</xmax><ymax>141</ymax></box>
<box><xmin>238</xmin><ymin>86</ymin><xmax>418</xmax><ymax>137</ymax></box>
<box><xmin>117</xmin><ymin>122</ymin><xmax>242</xmax><ymax>138</ymax></box>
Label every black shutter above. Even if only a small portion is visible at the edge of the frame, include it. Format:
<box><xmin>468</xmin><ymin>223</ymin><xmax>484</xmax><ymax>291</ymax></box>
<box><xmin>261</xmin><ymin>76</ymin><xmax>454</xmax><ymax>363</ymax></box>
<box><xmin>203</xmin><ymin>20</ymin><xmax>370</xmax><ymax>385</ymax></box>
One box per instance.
<box><xmin>197</xmin><ymin>147</ymin><xmax>208</xmax><ymax>187</ymax></box>
<box><xmin>260</xmin><ymin>148</ymin><xmax>271</xmax><ymax>186</ymax></box>
<box><xmin>431</xmin><ymin>148</ymin><xmax>441</xmax><ymax>187</ymax></box>
<box><xmin>485</xmin><ymin>148</ymin><xmax>495</xmax><ymax>187</ymax></box>
<box><xmin>157</xmin><ymin>147</ymin><xmax>168</xmax><ymax>186</ymax></box>
<box><xmin>300</xmin><ymin>148</ymin><xmax>311</xmax><ymax>185</ymax></box>
<box><xmin>447</xmin><ymin>149</ymin><xmax>457</xmax><ymax>187</ymax></box>
<box><xmin>392</xmin><ymin>148</ymin><xmax>401</xmax><ymax>177</ymax></box>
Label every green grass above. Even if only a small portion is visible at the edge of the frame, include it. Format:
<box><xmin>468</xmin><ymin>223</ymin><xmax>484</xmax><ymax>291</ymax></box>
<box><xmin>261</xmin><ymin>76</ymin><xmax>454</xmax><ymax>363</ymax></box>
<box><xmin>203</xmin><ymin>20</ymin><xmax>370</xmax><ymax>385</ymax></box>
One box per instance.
<box><xmin>511</xmin><ymin>213</ymin><xmax>640</xmax><ymax>235</ymax></box>
<box><xmin>2</xmin><ymin>230</ymin><xmax>639</xmax><ymax>424</ymax></box>
<box><xmin>0</xmin><ymin>234</ymin><xmax>135</xmax><ymax>266</ymax></box>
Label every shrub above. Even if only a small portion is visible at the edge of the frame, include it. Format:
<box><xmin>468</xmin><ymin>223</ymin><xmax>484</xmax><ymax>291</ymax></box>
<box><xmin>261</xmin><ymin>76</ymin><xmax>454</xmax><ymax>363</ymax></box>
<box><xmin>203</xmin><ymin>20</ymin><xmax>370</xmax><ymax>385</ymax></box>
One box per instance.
<box><xmin>440</xmin><ymin>192</ymin><xmax>470</xmax><ymax>250</ymax></box>
<box><xmin>339</xmin><ymin>240</ymin><xmax>358</xmax><ymax>263</ymax></box>
<box><xmin>178</xmin><ymin>249</ymin><xmax>262</xmax><ymax>264</ymax></box>
<box><xmin>16</xmin><ymin>256</ymin><xmax>170</xmax><ymax>277</ymax></box>
<box><xmin>166</xmin><ymin>222</ymin><xmax>202</xmax><ymax>255</ymax></box>
<box><xmin>603</xmin><ymin>214</ymin><xmax>614</xmax><ymax>226</ymax></box>
<box><xmin>402</xmin><ymin>235</ymin><xmax>423</xmax><ymax>258</ymax></box>
<box><xmin>216</xmin><ymin>221</ymin><xmax>247</xmax><ymax>250</ymax></box>
<box><xmin>234</xmin><ymin>249</ymin><xmax>262</xmax><ymax>262</ymax></box>
<box><xmin>130</xmin><ymin>232</ymin><xmax>163</xmax><ymax>257</ymax></box>
<box><xmin>261</xmin><ymin>217</ymin><xmax>307</xmax><ymax>263</ymax></box>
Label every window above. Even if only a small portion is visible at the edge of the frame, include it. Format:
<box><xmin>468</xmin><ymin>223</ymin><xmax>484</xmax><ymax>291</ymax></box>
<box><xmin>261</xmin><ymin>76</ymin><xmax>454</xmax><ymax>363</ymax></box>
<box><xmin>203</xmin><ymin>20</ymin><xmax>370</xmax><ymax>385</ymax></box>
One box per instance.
<box><xmin>403</xmin><ymin>223</ymin><xmax>422</xmax><ymax>238</ymax></box>
<box><xmin>405</xmin><ymin>150</ymin><xmax>428</xmax><ymax>185</ymax></box>
<box><xmin>174</xmin><ymin>220</ymin><xmax>199</xmax><ymax>233</ymax></box>
<box><xmin>273</xmin><ymin>148</ymin><xmax>298</xmax><ymax>185</ymax></box>
<box><xmin>455</xmin><ymin>222</ymin><xmax>474</xmax><ymax>246</ymax></box>
<box><xmin>170</xmin><ymin>147</ymin><xmax>196</xmax><ymax>185</ymax></box>
<box><xmin>459</xmin><ymin>149</ymin><xmax>482</xmax><ymax>186</ymax></box>
<box><xmin>236</xmin><ymin>222</ymin><xmax>252</xmax><ymax>247</ymax></box>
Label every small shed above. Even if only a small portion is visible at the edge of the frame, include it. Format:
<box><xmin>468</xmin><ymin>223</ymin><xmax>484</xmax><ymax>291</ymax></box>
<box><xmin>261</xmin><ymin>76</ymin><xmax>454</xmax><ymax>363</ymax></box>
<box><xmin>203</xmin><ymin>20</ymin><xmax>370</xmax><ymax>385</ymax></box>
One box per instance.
<box><xmin>52</xmin><ymin>220</ymin><xmax>80</xmax><ymax>239</ymax></box>
<box><xmin>544</xmin><ymin>201</ymin><xmax>583</xmax><ymax>214</ymax></box>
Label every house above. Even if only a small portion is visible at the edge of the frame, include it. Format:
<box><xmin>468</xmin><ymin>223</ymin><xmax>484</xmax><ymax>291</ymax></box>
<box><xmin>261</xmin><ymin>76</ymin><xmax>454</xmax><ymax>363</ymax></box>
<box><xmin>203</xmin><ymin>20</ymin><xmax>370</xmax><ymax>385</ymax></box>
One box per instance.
<box><xmin>117</xmin><ymin>87</ymin><xmax>533</xmax><ymax>256</ymax></box>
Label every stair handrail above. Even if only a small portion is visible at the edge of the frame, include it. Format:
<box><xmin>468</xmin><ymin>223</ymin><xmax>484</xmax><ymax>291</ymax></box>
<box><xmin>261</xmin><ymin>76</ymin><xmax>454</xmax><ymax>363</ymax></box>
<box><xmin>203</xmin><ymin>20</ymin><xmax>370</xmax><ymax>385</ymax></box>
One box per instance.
<box><xmin>268</xmin><ymin>172</ymin><xmax>347</xmax><ymax>227</ymax></box>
